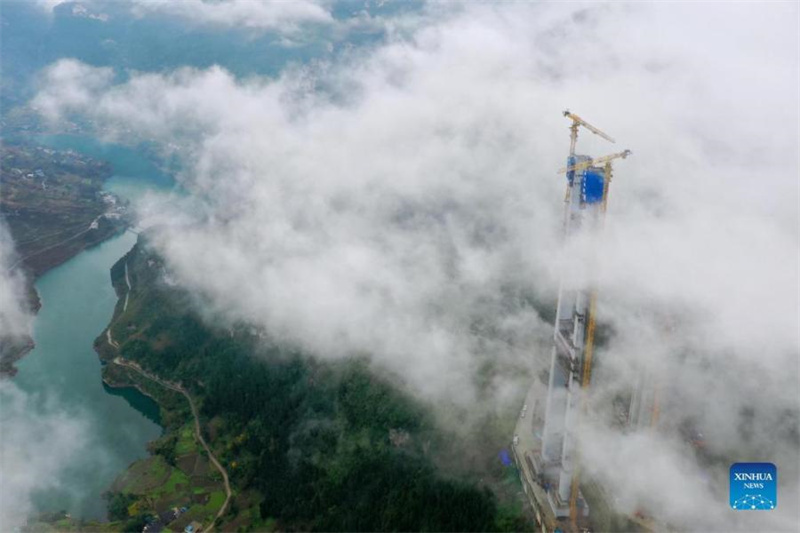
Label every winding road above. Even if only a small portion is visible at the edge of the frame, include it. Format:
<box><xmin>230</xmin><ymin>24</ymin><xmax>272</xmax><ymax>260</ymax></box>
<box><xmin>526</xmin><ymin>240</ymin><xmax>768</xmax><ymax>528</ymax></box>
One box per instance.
<box><xmin>109</xmin><ymin>352</ymin><xmax>232</xmax><ymax>532</ymax></box>
<box><xmin>123</xmin><ymin>261</ymin><xmax>131</xmax><ymax>312</ymax></box>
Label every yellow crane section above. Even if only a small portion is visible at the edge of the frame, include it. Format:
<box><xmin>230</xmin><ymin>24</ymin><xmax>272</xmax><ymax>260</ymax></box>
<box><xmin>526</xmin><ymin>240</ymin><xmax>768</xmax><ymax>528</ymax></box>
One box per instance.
<box><xmin>561</xmin><ymin>111</ymin><xmax>619</xmax><ymax>209</ymax></box>
<box><xmin>567</xmin><ymin>158</ymin><xmax>630</xmax><ymax>531</ymax></box>
<box><xmin>563</xmin><ymin>109</ymin><xmax>616</xmax><ymax>154</ymax></box>
<box><xmin>568</xmin><ymin>288</ymin><xmax>599</xmax><ymax>528</ymax></box>
<box><xmin>558</xmin><ymin>149</ymin><xmax>632</xmax><ymax>174</ymax></box>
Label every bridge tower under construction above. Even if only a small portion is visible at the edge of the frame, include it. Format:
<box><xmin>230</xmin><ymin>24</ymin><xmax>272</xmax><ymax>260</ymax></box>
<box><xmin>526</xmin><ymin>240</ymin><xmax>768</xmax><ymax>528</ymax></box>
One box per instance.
<box><xmin>512</xmin><ymin>111</ymin><xmax>630</xmax><ymax>532</ymax></box>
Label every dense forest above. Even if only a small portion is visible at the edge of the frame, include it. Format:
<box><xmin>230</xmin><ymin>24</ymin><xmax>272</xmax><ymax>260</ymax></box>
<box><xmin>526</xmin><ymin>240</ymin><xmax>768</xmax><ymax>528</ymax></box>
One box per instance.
<box><xmin>104</xmin><ymin>237</ymin><xmax>529</xmax><ymax>532</ymax></box>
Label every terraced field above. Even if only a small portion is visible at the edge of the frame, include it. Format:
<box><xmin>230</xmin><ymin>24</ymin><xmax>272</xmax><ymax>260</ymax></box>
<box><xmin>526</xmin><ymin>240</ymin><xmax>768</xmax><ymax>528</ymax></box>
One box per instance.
<box><xmin>108</xmin><ymin>419</ymin><xmax>227</xmax><ymax>530</ymax></box>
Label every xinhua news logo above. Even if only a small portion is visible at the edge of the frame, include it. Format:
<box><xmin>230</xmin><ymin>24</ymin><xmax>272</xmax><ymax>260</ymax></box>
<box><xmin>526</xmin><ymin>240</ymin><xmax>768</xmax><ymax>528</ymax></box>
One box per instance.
<box><xmin>730</xmin><ymin>462</ymin><xmax>776</xmax><ymax>510</ymax></box>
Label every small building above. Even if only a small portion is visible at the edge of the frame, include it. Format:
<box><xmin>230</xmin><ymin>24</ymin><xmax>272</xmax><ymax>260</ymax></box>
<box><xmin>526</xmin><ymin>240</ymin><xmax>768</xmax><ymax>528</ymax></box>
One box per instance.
<box><xmin>185</xmin><ymin>521</ymin><xmax>202</xmax><ymax>533</ymax></box>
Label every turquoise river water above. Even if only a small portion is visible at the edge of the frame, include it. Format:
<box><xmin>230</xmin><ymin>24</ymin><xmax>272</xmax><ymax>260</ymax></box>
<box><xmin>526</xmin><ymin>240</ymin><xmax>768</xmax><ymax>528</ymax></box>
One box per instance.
<box><xmin>12</xmin><ymin>136</ymin><xmax>173</xmax><ymax>520</ymax></box>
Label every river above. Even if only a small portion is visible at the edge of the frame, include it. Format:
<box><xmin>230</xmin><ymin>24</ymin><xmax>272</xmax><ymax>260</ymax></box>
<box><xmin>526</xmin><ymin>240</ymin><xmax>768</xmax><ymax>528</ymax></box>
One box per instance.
<box><xmin>11</xmin><ymin>136</ymin><xmax>172</xmax><ymax>521</ymax></box>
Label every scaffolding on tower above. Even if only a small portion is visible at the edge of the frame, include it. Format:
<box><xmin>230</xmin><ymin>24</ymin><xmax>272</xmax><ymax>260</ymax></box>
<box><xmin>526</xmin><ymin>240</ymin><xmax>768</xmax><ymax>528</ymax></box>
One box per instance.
<box><xmin>511</xmin><ymin>110</ymin><xmax>631</xmax><ymax>533</ymax></box>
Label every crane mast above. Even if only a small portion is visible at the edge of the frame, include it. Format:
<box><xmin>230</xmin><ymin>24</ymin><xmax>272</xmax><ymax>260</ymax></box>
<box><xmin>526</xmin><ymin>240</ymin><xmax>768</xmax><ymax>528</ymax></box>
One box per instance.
<box><xmin>563</xmin><ymin>109</ymin><xmax>616</xmax><ymax>155</ymax></box>
<box><xmin>514</xmin><ymin>110</ymin><xmax>630</xmax><ymax>532</ymax></box>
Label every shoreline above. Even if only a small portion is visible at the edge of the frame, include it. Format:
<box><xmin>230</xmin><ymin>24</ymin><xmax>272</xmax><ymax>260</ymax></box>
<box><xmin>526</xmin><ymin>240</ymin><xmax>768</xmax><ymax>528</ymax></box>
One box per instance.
<box><xmin>96</xmin><ymin>249</ymin><xmax>233</xmax><ymax>532</ymax></box>
<box><xmin>103</xmin><ymin>356</ymin><xmax>233</xmax><ymax>533</ymax></box>
<box><xmin>0</xmin><ymin>224</ymin><xmax>129</xmax><ymax>378</ymax></box>
<box><xmin>4</xmin><ymin>137</ymin><xmax>176</xmax><ymax>530</ymax></box>
<box><xmin>102</xmin><ymin>370</ymin><xmax>163</xmax><ymax>409</ymax></box>
<box><xmin>1</xmin><ymin>139</ymin><xmax>131</xmax><ymax>377</ymax></box>
<box><xmin>0</xmin><ymin>337</ymin><xmax>35</xmax><ymax>378</ymax></box>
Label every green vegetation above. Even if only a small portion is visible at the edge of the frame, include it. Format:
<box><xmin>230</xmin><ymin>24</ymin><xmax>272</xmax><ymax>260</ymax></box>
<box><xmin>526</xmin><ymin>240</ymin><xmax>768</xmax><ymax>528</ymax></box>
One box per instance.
<box><xmin>106</xmin><ymin>493</ymin><xmax>138</xmax><ymax>521</ymax></box>
<box><xmin>0</xmin><ymin>143</ymin><xmax>125</xmax><ymax>278</ymax></box>
<box><xmin>101</xmin><ymin>237</ymin><xmax>530</xmax><ymax>531</ymax></box>
<box><xmin>174</xmin><ymin>425</ymin><xmax>196</xmax><ymax>455</ymax></box>
<box><xmin>0</xmin><ymin>142</ymin><xmax>128</xmax><ymax>376</ymax></box>
<box><xmin>206</xmin><ymin>491</ymin><xmax>226</xmax><ymax>513</ymax></box>
<box><xmin>162</xmin><ymin>468</ymin><xmax>189</xmax><ymax>495</ymax></box>
<box><xmin>112</xmin><ymin>456</ymin><xmax>170</xmax><ymax>494</ymax></box>
<box><xmin>102</xmin><ymin>439</ymin><xmax>226</xmax><ymax>533</ymax></box>
<box><xmin>102</xmin><ymin>492</ymin><xmax>150</xmax><ymax>533</ymax></box>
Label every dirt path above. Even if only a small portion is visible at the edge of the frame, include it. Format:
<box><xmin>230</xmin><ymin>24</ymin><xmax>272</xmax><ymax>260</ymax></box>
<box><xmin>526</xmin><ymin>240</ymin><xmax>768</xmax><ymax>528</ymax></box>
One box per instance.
<box><xmin>106</xmin><ymin>329</ymin><xmax>120</xmax><ymax>349</ymax></box>
<box><xmin>123</xmin><ymin>261</ymin><xmax>131</xmax><ymax>312</ymax></box>
<box><xmin>13</xmin><ymin>220</ymin><xmax>87</xmax><ymax>248</ymax></box>
<box><xmin>9</xmin><ymin>225</ymin><xmax>95</xmax><ymax>271</ymax></box>
<box><xmin>111</xmin><ymin>356</ymin><xmax>233</xmax><ymax>532</ymax></box>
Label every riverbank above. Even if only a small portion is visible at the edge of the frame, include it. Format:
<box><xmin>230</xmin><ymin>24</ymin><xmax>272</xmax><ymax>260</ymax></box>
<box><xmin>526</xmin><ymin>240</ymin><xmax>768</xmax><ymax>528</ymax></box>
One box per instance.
<box><xmin>0</xmin><ymin>222</ymin><xmax>126</xmax><ymax>378</ymax></box>
<box><xmin>5</xmin><ymin>136</ymin><xmax>173</xmax><ymax>528</ymax></box>
<box><xmin>83</xmin><ymin>245</ymin><xmax>232</xmax><ymax>532</ymax></box>
<box><xmin>0</xmin><ymin>220</ymin><xmax>127</xmax><ymax>378</ymax></box>
<box><xmin>10</xmin><ymin>229</ymin><xmax>163</xmax><ymax>526</ymax></box>
<box><xmin>105</xmin><ymin>356</ymin><xmax>232</xmax><ymax>533</ymax></box>
<box><xmin>0</xmin><ymin>142</ymin><xmax>129</xmax><ymax>377</ymax></box>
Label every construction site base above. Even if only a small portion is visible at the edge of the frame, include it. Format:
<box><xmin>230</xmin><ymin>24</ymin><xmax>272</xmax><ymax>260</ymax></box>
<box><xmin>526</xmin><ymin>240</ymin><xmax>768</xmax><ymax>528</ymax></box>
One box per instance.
<box><xmin>513</xmin><ymin>379</ymin><xmax>591</xmax><ymax>532</ymax></box>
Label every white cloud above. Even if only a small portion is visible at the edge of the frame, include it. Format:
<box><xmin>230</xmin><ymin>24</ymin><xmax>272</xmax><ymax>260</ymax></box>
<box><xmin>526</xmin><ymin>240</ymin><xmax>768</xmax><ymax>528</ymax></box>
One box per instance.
<box><xmin>128</xmin><ymin>0</ymin><xmax>332</xmax><ymax>30</ymax></box>
<box><xmin>31</xmin><ymin>0</ymin><xmax>65</xmax><ymax>12</ymax></box>
<box><xmin>0</xmin><ymin>214</ymin><xmax>85</xmax><ymax>532</ymax></box>
<box><xmin>32</xmin><ymin>1</ymin><xmax>800</xmax><ymax>529</ymax></box>
<box><xmin>0</xmin><ymin>220</ymin><xmax>33</xmax><ymax>344</ymax></box>
<box><xmin>32</xmin><ymin>60</ymin><xmax>115</xmax><ymax>123</ymax></box>
<box><xmin>32</xmin><ymin>0</ymin><xmax>333</xmax><ymax>31</ymax></box>
<box><xmin>0</xmin><ymin>381</ymin><xmax>90</xmax><ymax>529</ymax></box>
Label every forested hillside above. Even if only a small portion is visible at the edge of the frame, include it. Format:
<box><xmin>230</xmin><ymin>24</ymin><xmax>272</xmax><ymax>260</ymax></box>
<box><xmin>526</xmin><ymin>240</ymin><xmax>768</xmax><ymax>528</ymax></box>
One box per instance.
<box><xmin>97</xmin><ymin>236</ymin><xmax>529</xmax><ymax>532</ymax></box>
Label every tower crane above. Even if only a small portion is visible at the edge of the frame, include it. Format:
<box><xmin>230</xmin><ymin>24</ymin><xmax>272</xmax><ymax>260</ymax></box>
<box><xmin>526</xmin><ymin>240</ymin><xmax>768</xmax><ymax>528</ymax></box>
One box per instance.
<box><xmin>559</xmin><ymin>114</ymin><xmax>631</xmax><ymax>532</ymax></box>
<box><xmin>566</xmin><ymin>152</ymin><xmax>632</xmax><ymax>530</ymax></box>
<box><xmin>561</xmin><ymin>112</ymin><xmax>620</xmax><ymax>210</ymax></box>
<box><xmin>563</xmin><ymin>109</ymin><xmax>615</xmax><ymax>156</ymax></box>
<box><xmin>558</xmin><ymin>149</ymin><xmax>632</xmax><ymax>174</ymax></box>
